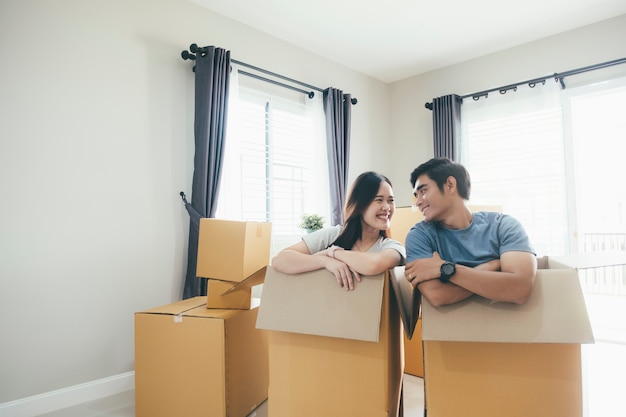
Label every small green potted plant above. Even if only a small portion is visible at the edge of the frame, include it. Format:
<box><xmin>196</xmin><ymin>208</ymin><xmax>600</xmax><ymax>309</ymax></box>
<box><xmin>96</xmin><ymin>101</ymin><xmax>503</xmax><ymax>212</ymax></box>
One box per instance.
<box><xmin>299</xmin><ymin>213</ymin><xmax>324</xmax><ymax>233</ymax></box>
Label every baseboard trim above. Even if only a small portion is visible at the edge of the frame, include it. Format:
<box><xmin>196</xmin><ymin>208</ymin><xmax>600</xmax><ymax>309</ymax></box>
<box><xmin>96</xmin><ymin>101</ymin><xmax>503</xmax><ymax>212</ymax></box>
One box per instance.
<box><xmin>0</xmin><ymin>371</ymin><xmax>134</xmax><ymax>417</ymax></box>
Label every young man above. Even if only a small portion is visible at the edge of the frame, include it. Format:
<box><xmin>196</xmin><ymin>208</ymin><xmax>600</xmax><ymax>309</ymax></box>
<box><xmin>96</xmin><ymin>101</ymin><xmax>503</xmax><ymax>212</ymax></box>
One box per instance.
<box><xmin>404</xmin><ymin>158</ymin><xmax>537</xmax><ymax>307</ymax></box>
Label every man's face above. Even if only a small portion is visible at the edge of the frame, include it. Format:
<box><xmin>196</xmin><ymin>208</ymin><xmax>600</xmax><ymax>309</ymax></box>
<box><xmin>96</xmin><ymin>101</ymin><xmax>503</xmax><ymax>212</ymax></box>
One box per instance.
<box><xmin>413</xmin><ymin>174</ymin><xmax>447</xmax><ymax>222</ymax></box>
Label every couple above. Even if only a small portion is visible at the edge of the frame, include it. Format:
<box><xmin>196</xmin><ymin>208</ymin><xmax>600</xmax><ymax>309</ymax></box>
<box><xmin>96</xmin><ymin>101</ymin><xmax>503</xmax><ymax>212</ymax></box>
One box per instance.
<box><xmin>272</xmin><ymin>157</ymin><xmax>537</xmax><ymax>307</ymax></box>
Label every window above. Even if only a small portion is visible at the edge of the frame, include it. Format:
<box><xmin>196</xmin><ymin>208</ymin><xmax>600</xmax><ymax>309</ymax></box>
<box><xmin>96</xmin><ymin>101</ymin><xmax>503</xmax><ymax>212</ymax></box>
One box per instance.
<box><xmin>563</xmin><ymin>79</ymin><xmax>626</xmax><ymax>297</ymax></box>
<box><xmin>216</xmin><ymin>66</ymin><xmax>330</xmax><ymax>256</ymax></box>
<box><xmin>460</xmin><ymin>81</ymin><xmax>568</xmax><ymax>257</ymax></box>
<box><xmin>564</xmin><ymin>80</ymin><xmax>626</xmax><ymax>251</ymax></box>
<box><xmin>461</xmin><ymin>77</ymin><xmax>626</xmax><ymax>257</ymax></box>
<box><xmin>460</xmin><ymin>75</ymin><xmax>626</xmax><ymax>292</ymax></box>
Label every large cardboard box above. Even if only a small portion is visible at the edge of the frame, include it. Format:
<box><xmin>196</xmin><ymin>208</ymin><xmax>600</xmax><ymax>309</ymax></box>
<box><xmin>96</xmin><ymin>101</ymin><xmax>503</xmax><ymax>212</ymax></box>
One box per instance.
<box><xmin>256</xmin><ymin>266</ymin><xmax>403</xmax><ymax>417</ymax></box>
<box><xmin>206</xmin><ymin>267</ymin><xmax>267</xmax><ymax>309</ymax></box>
<box><xmin>420</xmin><ymin>259</ymin><xmax>595</xmax><ymax>417</ymax></box>
<box><xmin>134</xmin><ymin>297</ymin><xmax>269</xmax><ymax>417</ymax></box>
<box><xmin>197</xmin><ymin>219</ymin><xmax>271</xmax><ymax>283</ymax></box>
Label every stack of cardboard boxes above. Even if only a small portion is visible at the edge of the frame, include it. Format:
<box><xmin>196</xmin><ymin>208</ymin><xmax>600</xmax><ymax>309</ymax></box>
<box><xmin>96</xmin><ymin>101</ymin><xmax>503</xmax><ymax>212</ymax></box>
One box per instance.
<box><xmin>134</xmin><ymin>219</ymin><xmax>272</xmax><ymax>417</ymax></box>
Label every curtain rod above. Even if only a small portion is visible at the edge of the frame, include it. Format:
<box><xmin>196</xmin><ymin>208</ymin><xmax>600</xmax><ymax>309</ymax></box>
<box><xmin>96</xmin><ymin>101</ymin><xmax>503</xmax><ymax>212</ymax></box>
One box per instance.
<box><xmin>181</xmin><ymin>44</ymin><xmax>358</xmax><ymax>104</ymax></box>
<box><xmin>237</xmin><ymin>69</ymin><xmax>315</xmax><ymax>98</ymax></box>
<box><xmin>424</xmin><ymin>57</ymin><xmax>626</xmax><ymax>109</ymax></box>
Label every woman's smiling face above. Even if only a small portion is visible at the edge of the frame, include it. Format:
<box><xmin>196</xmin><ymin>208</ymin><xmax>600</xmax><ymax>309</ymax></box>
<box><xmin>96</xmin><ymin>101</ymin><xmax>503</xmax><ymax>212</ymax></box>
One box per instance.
<box><xmin>362</xmin><ymin>181</ymin><xmax>395</xmax><ymax>231</ymax></box>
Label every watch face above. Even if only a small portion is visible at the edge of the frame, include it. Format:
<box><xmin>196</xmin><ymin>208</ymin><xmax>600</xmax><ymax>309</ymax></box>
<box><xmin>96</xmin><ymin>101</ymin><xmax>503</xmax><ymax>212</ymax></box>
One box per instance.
<box><xmin>443</xmin><ymin>263</ymin><xmax>454</xmax><ymax>275</ymax></box>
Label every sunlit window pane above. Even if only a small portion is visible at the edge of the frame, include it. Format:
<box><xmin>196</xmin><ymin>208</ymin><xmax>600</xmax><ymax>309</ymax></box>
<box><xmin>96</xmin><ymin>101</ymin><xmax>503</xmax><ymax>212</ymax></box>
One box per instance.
<box><xmin>216</xmin><ymin>68</ymin><xmax>330</xmax><ymax>256</ymax></box>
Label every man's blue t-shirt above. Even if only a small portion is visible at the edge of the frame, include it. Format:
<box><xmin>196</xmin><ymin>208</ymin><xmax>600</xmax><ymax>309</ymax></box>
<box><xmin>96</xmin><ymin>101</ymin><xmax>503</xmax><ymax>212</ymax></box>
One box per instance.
<box><xmin>405</xmin><ymin>211</ymin><xmax>535</xmax><ymax>266</ymax></box>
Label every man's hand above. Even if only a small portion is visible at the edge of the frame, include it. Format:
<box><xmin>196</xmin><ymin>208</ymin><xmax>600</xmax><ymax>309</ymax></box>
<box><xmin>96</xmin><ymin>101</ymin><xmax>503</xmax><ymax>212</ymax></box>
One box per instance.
<box><xmin>409</xmin><ymin>252</ymin><xmax>536</xmax><ymax>306</ymax></box>
<box><xmin>404</xmin><ymin>251</ymin><xmax>444</xmax><ymax>288</ymax></box>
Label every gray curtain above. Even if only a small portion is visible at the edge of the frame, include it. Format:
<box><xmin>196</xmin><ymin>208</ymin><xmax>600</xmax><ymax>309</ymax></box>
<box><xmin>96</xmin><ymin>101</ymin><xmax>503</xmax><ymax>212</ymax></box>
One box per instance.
<box><xmin>182</xmin><ymin>46</ymin><xmax>231</xmax><ymax>299</ymax></box>
<box><xmin>323</xmin><ymin>88</ymin><xmax>352</xmax><ymax>226</ymax></box>
<box><xmin>432</xmin><ymin>94</ymin><xmax>462</xmax><ymax>161</ymax></box>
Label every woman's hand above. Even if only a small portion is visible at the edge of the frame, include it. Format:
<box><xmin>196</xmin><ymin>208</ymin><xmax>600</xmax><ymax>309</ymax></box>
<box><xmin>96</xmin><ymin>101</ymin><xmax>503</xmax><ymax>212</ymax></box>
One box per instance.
<box><xmin>273</xmin><ymin>242</ymin><xmax>363</xmax><ymax>290</ymax></box>
<box><xmin>327</xmin><ymin>259</ymin><xmax>361</xmax><ymax>290</ymax></box>
<box><xmin>316</xmin><ymin>248</ymin><xmax>361</xmax><ymax>290</ymax></box>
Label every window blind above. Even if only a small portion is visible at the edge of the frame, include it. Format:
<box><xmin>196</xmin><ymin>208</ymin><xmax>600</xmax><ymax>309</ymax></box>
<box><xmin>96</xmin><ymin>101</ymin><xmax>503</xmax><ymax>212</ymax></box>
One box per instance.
<box><xmin>461</xmin><ymin>83</ymin><xmax>568</xmax><ymax>256</ymax></box>
<box><xmin>216</xmin><ymin>69</ymin><xmax>329</xmax><ymax>256</ymax></box>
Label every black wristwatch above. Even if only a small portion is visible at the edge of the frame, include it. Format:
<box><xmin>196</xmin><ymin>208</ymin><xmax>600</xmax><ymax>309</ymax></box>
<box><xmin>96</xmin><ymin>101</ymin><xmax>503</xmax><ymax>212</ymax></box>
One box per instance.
<box><xmin>440</xmin><ymin>261</ymin><xmax>456</xmax><ymax>283</ymax></box>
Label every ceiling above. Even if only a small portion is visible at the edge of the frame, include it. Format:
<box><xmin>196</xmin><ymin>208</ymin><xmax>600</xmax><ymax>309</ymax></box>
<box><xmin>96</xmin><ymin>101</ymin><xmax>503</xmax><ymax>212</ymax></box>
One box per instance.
<box><xmin>190</xmin><ymin>0</ymin><xmax>626</xmax><ymax>83</ymax></box>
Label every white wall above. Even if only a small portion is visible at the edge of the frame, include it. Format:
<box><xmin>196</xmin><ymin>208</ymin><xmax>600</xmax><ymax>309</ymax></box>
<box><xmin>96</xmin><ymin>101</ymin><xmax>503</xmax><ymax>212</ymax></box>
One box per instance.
<box><xmin>0</xmin><ymin>0</ymin><xmax>390</xmax><ymax>406</ymax></box>
<box><xmin>388</xmin><ymin>14</ymin><xmax>626</xmax><ymax>207</ymax></box>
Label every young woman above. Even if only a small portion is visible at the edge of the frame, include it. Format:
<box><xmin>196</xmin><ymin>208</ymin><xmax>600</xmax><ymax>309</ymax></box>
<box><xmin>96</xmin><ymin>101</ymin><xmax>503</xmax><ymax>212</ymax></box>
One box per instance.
<box><xmin>271</xmin><ymin>171</ymin><xmax>406</xmax><ymax>290</ymax></box>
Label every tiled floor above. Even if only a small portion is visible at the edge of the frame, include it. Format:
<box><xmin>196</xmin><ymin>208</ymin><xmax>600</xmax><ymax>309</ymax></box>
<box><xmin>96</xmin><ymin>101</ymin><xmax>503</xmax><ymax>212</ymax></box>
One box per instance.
<box><xmin>35</xmin><ymin>374</ymin><xmax>425</xmax><ymax>417</ymax></box>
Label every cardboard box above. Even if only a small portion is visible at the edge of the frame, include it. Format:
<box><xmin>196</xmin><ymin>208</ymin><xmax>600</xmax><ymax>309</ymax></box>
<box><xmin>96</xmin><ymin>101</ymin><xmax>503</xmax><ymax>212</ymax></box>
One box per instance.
<box><xmin>420</xmin><ymin>259</ymin><xmax>595</xmax><ymax>417</ymax></box>
<box><xmin>389</xmin><ymin>205</ymin><xmax>421</xmax><ymax>245</ymax></box>
<box><xmin>197</xmin><ymin>219</ymin><xmax>271</xmax><ymax>283</ymax></box>
<box><xmin>388</xmin><ymin>265</ymin><xmax>424</xmax><ymax>377</ymax></box>
<box><xmin>389</xmin><ymin>266</ymin><xmax>421</xmax><ymax>340</ymax></box>
<box><xmin>548</xmin><ymin>250</ymin><xmax>626</xmax><ymax>270</ymax></box>
<box><xmin>256</xmin><ymin>267</ymin><xmax>403</xmax><ymax>417</ymax></box>
<box><xmin>134</xmin><ymin>297</ymin><xmax>269</xmax><ymax>417</ymax></box>
<box><xmin>391</xmin><ymin>205</ymin><xmax>501</xmax><ymax>245</ymax></box>
<box><xmin>403</xmin><ymin>318</ymin><xmax>423</xmax><ymax>377</ymax></box>
<box><xmin>206</xmin><ymin>267</ymin><xmax>266</xmax><ymax>309</ymax></box>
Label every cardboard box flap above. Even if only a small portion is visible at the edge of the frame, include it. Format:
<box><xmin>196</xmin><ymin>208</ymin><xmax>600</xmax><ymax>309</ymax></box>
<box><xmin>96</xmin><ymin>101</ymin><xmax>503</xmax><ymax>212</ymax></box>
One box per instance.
<box><xmin>180</xmin><ymin>306</ymin><xmax>244</xmax><ymax>319</ymax></box>
<box><xmin>221</xmin><ymin>266</ymin><xmax>267</xmax><ymax>296</ymax></box>
<box><xmin>549</xmin><ymin>251</ymin><xmax>626</xmax><ymax>269</ymax></box>
<box><xmin>256</xmin><ymin>266</ymin><xmax>385</xmax><ymax>342</ymax></box>
<box><xmin>422</xmin><ymin>269</ymin><xmax>594</xmax><ymax>344</ymax></box>
<box><xmin>138</xmin><ymin>296</ymin><xmax>206</xmax><ymax>315</ymax></box>
<box><xmin>389</xmin><ymin>266</ymin><xmax>420</xmax><ymax>339</ymax></box>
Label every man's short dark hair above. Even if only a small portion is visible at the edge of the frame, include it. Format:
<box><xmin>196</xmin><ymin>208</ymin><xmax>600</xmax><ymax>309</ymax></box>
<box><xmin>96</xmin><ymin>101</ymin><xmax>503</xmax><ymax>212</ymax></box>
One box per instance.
<box><xmin>410</xmin><ymin>158</ymin><xmax>471</xmax><ymax>200</ymax></box>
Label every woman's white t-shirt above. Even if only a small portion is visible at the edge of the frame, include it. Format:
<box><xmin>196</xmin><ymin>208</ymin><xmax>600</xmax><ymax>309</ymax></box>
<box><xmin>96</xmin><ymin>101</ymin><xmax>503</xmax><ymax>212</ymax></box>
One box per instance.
<box><xmin>302</xmin><ymin>225</ymin><xmax>406</xmax><ymax>265</ymax></box>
